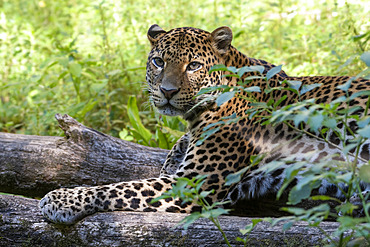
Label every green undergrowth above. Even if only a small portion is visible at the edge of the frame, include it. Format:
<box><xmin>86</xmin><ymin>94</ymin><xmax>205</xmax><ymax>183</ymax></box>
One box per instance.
<box><xmin>0</xmin><ymin>0</ymin><xmax>369</xmax><ymax>147</ymax></box>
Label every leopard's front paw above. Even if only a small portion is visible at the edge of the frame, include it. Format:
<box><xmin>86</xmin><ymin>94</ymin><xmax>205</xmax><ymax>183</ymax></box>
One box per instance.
<box><xmin>39</xmin><ymin>187</ymin><xmax>97</xmax><ymax>224</ymax></box>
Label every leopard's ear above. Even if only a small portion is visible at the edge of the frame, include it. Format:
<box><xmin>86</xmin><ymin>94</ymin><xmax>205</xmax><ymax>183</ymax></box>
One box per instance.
<box><xmin>210</xmin><ymin>26</ymin><xmax>233</xmax><ymax>55</ymax></box>
<box><xmin>148</xmin><ymin>24</ymin><xmax>166</xmax><ymax>46</ymax></box>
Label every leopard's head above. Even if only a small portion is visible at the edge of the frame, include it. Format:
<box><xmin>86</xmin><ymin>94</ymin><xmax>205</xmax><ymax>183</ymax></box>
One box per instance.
<box><xmin>146</xmin><ymin>25</ymin><xmax>233</xmax><ymax>120</ymax></box>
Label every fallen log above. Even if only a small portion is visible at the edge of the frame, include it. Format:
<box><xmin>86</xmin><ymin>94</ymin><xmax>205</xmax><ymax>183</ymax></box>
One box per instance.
<box><xmin>0</xmin><ymin>114</ymin><xmax>167</xmax><ymax>198</ymax></box>
<box><xmin>0</xmin><ymin>194</ymin><xmax>337</xmax><ymax>246</ymax></box>
<box><xmin>0</xmin><ymin>114</ymin><xmax>344</xmax><ymax>245</ymax></box>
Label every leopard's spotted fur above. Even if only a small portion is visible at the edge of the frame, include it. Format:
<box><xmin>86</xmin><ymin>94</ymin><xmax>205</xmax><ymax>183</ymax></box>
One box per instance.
<box><xmin>40</xmin><ymin>25</ymin><xmax>370</xmax><ymax>224</ymax></box>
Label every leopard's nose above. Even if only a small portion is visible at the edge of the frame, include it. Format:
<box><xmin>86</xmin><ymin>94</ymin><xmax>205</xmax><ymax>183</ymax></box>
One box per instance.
<box><xmin>160</xmin><ymin>86</ymin><xmax>180</xmax><ymax>100</ymax></box>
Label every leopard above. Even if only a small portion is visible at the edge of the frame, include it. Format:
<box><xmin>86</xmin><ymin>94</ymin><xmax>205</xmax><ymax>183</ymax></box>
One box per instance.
<box><xmin>40</xmin><ymin>24</ymin><xmax>370</xmax><ymax>224</ymax></box>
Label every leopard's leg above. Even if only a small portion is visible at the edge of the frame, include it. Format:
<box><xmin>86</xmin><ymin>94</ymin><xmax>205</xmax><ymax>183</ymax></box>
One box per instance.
<box><xmin>39</xmin><ymin>176</ymin><xmax>194</xmax><ymax>224</ymax></box>
<box><xmin>160</xmin><ymin>133</ymin><xmax>189</xmax><ymax>176</ymax></box>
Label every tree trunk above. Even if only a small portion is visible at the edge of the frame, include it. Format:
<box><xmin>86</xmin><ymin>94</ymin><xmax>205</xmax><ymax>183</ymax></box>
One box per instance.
<box><xmin>0</xmin><ymin>194</ymin><xmax>338</xmax><ymax>246</ymax></box>
<box><xmin>0</xmin><ymin>114</ymin><xmax>344</xmax><ymax>246</ymax></box>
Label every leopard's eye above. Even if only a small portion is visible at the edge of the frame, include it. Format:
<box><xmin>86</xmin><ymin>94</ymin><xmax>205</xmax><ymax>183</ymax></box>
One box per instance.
<box><xmin>187</xmin><ymin>62</ymin><xmax>202</xmax><ymax>72</ymax></box>
<box><xmin>152</xmin><ymin>57</ymin><xmax>164</xmax><ymax>68</ymax></box>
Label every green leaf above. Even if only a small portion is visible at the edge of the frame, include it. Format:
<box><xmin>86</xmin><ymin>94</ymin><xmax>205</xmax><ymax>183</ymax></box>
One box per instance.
<box><xmin>285</xmin><ymin>80</ymin><xmax>302</xmax><ymax>92</ymax></box>
<box><xmin>283</xmin><ymin>221</ymin><xmax>294</xmax><ymax>231</ymax></box>
<box><xmin>243</xmin><ymin>86</ymin><xmax>261</xmax><ymax>93</ymax></box>
<box><xmin>307</xmin><ymin>113</ymin><xmax>324</xmax><ymax>132</ymax></box>
<box><xmin>196</xmin><ymin>126</ymin><xmax>221</xmax><ymax>146</ymax></box>
<box><xmin>358</xmin><ymin>125</ymin><xmax>370</xmax><ymax>138</ymax></box>
<box><xmin>239</xmin><ymin>227</ymin><xmax>252</xmax><ymax>235</ymax></box>
<box><xmin>360</xmin><ymin>51</ymin><xmax>370</xmax><ymax>67</ymax></box>
<box><xmin>119</xmin><ymin>128</ymin><xmax>134</xmax><ymax>141</ymax></box>
<box><xmin>251</xmin><ymin>218</ymin><xmax>263</xmax><ymax>225</ymax></box>
<box><xmin>68</xmin><ymin>62</ymin><xmax>82</xmax><ymax>77</ymax></box>
<box><xmin>209</xmin><ymin>64</ymin><xmax>228</xmax><ymax>73</ymax></box>
<box><xmin>176</xmin><ymin>177</ymin><xmax>192</xmax><ymax>189</ymax></box>
<box><xmin>350</xmin><ymin>90</ymin><xmax>370</xmax><ymax>100</ymax></box>
<box><xmin>359</xmin><ymin>165</ymin><xmax>370</xmax><ymax>183</ymax></box>
<box><xmin>57</xmin><ymin>71</ymin><xmax>68</xmax><ymax>80</ymax></box>
<box><xmin>225</xmin><ymin>167</ymin><xmax>248</xmax><ymax>186</ymax></box>
<box><xmin>155</xmin><ymin>129</ymin><xmax>169</xmax><ymax>149</ymax></box>
<box><xmin>239</xmin><ymin>225</ymin><xmax>253</xmax><ymax>235</ymax></box>
<box><xmin>199</xmin><ymin>190</ymin><xmax>213</xmax><ymax>198</ymax></box>
<box><xmin>244</xmin><ymin>75</ymin><xmax>266</xmax><ymax>80</ymax></box>
<box><xmin>310</xmin><ymin>195</ymin><xmax>342</xmax><ymax>203</ymax></box>
<box><xmin>197</xmin><ymin>87</ymin><xmax>215</xmax><ymax>96</ymax></box>
<box><xmin>237</xmin><ymin>65</ymin><xmax>265</xmax><ymax>77</ymax></box>
<box><xmin>196</xmin><ymin>85</ymin><xmax>229</xmax><ymax>96</ymax></box>
<box><xmin>250</xmin><ymin>65</ymin><xmax>266</xmax><ymax>75</ymax></box>
<box><xmin>354</xmin><ymin>32</ymin><xmax>370</xmax><ymax>42</ymax></box>
<box><xmin>266</xmin><ymin>65</ymin><xmax>282</xmax><ymax>81</ymax></box>
<box><xmin>335</xmin><ymin>202</ymin><xmax>356</xmax><ymax>215</ymax></box>
<box><xmin>288</xmin><ymin>182</ymin><xmax>312</xmax><ymax>205</ymax></box>
<box><xmin>322</xmin><ymin>118</ymin><xmax>337</xmax><ymax>129</ymax></box>
<box><xmin>179</xmin><ymin>212</ymin><xmax>202</xmax><ymax>229</ymax></box>
<box><xmin>222</xmin><ymin>112</ymin><xmax>237</xmax><ymax>120</ymax></box>
<box><xmin>227</xmin><ymin>66</ymin><xmax>238</xmax><ymax>74</ymax></box>
<box><xmin>236</xmin><ymin>237</ymin><xmax>247</xmax><ymax>243</ymax></box>
<box><xmin>342</xmin><ymin>143</ymin><xmax>358</xmax><ymax>155</ymax></box>
<box><xmin>332</xmin><ymin>96</ymin><xmax>347</xmax><ymax>104</ymax></box>
<box><xmin>161</xmin><ymin>126</ymin><xmax>185</xmax><ymax>139</ymax></box>
<box><xmin>203</xmin><ymin>120</ymin><xmax>224</xmax><ymax>131</ymax></box>
<box><xmin>274</xmin><ymin>95</ymin><xmax>288</xmax><ymax>107</ymax></box>
<box><xmin>200</xmin><ymin>127</ymin><xmax>221</xmax><ymax>139</ymax></box>
<box><xmin>268</xmin><ymin>216</ymin><xmax>295</xmax><ymax>227</ymax></box>
<box><xmin>281</xmin><ymin>207</ymin><xmax>306</xmax><ymax>215</ymax></box>
<box><xmin>207</xmin><ymin>208</ymin><xmax>230</xmax><ymax>218</ymax></box>
<box><xmin>150</xmin><ymin>193</ymin><xmax>171</xmax><ymax>203</ymax></box>
<box><xmin>357</xmin><ymin>116</ymin><xmax>370</xmax><ymax>129</ymax></box>
<box><xmin>77</xmin><ymin>99</ymin><xmax>97</xmax><ymax>117</ymax></box>
<box><xmin>222</xmin><ymin>74</ymin><xmax>240</xmax><ymax>79</ymax></box>
<box><xmin>216</xmin><ymin>91</ymin><xmax>235</xmax><ymax>106</ymax></box>
<box><xmin>337</xmin><ymin>216</ymin><xmax>366</xmax><ymax>228</ymax></box>
<box><xmin>300</xmin><ymin>83</ymin><xmax>322</xmax><ymax>95</ymax></box>
<box><xmin>239</xmin><ymin>218</ymin><xmax>263</xmax><ymax>235</ymax></box>
<box><xmin>293</xmin><ymin>110</ymin><xmax>309</xmax><ymax>126</ymax></box>
<box><xmin>337</xmin><ymin>77</ymin><xmax>354</xmax><ymax>92</ymax></box>
<box><xmin>127</xmin><ymin>96</ymin><xmax>152</xmax><ymax>144</ymax></box>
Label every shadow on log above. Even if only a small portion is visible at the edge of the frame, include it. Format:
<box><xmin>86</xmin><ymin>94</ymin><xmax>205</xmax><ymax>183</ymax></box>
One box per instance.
<box><xmin>0</xmin><ymin>114</ymin><xmax>343</xmax><ymax>246</ymax></box>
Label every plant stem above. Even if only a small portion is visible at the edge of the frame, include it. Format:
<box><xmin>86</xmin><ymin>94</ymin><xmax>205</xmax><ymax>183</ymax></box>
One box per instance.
<box><xmin>355</xmin><ymin>183</ymin><xmax>370</xmax><ymax>221</ymax></box>
<box><xmin>210</xmin><ymin>217</ymin><xmax>232</xmax><ymax>247</ymax></box>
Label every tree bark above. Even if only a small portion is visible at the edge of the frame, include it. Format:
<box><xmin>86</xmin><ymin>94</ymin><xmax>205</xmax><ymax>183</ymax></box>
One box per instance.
<box><xmin>0</xmin><ymin>194</ymin><xmax>339</xmax><ymax>246</ymax></box>
<box><xmin>0</xmin><ymin>114</ymin><xmax>167</xmax><ymax>198</ymax></box>
<box><xmin>0</xmin><ymin>114</ymin><xmax>345</xmax><ymax>246</ymax></box>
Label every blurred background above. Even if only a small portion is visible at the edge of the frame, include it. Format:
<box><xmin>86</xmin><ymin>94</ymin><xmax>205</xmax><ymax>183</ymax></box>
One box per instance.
<box><xmin>0</xmin><ymin>0</ymin><xmax>369</xmax><ymax>149</ymax></box>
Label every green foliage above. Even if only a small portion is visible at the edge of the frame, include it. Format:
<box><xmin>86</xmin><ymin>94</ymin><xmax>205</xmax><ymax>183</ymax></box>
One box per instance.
<box><xmin>125</xmin><ymin>96</ymin><xmax>152</xmax><ymax>145</ymax></box>
<box><xmin>151</xmin><ymin>175</ymin><xmax>232</xmax><ymax>246</ymax></box>
<box><xmin>121</xmin><ymin>96</ymin><xmax>185</xmax><ymax>149</ymax></box>
<box><xmin>1</xmin><ymin>0</ymin><xmax>369</xmax><ymax>145</ymax></box>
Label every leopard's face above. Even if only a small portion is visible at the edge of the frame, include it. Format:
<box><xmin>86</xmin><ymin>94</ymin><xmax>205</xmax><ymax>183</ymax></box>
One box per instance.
<box><xmin>146</xmin><ymin>25</ymin><xmax>232</xmax><ymax>118</ymax></box>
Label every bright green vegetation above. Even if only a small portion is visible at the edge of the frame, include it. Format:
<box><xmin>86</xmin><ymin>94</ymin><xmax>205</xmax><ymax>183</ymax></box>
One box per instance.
<box><xmin>0</xmin><ymin>0</ymin><xmax>369</xmax><ymax>145</ymax></box>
